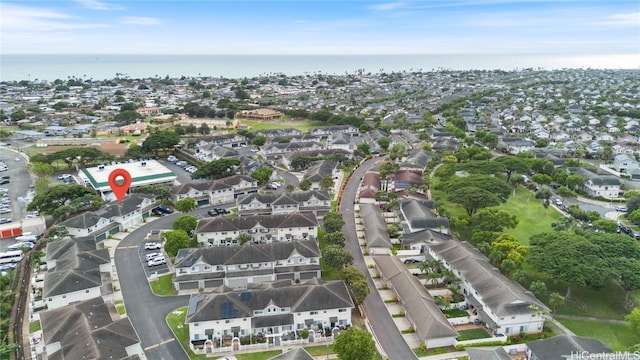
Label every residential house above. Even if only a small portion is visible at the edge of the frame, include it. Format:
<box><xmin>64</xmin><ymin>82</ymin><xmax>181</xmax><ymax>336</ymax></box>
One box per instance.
<box><xmin>465</xmin><ymin>346</ymin><xmax>512</xmax><ymax>360</ymax></box>
<box><xmin>196</xmin><ymin>212</ymin><xmax>318</xmax><ymax>247</ymax></box>
<box><xmin>42</xmin><ymin>236</ymin><xmax>112</xmax><ymax>310</ymax></box>
<box><xmin>401</xmin><ymin>149</ymin><xmax>432</xmax><ymax>171</ymax></box>
<box><xmin>613</xmin><ymin>154</ymin><xmax>639</xmax><ymax>174</ymax></box>
<box><xmin>308</xmin><ymin>125</ymin><xmax>358</xmax><ymax>138</ymax></box>
<box><xmin>58</xmin><ymin>212</ymin><xmax>120</xmax><ymax>243</ymax></box>
<box><xmin>196</xmin><ymin>144</ymin><xmax>240</xmax><ymax>162</ymax></box>
<box><xmin>303</xmin><ymin>160</ymin><xmax>339</xmax><ymax>190</ymax></box>
<box><xmin>262</xmin><ymin>141</ymin><xmax>324</xmax><ymax>156</ymax></box>
<box><xmin>185</xmin><ymin>280</ymin><xmax>354</xmax><ymax>352</ymax></box>
<box><xmin>394</xmin><ymin>169</ymin><xmax>424</xmax><ymax>192</ymax></box>
<box><xmin>504</xmin><ymin>139</ymin><xmax>535</xmax><ymax>154</ymax></box>
<box><xmin>372</xmin><ymin>256</ymin><xmax>458</xmax><ymax>349</ymax></box>
<box><xmin>236</xmin><ymin>108</ymin><xmax>284</xmax><ymax>121</ymax></box>
<box><xmin>93</xmin><ymin>194</ymin><xmax>156</xmax><ymax>230</ymax></box>
<box><xmin>426</xmin><ymin>239</ymin><xmax>549</xmax><ymax>336</ymax></box>
<box><xmin>359</xmin><ymin>204</ymin><xmax>391</xmax><ymax>254</ymax></box>
<box><xmin>173</xmin><ymin>240</ymin><xmax>321</xmax><ymax>291</ymax></box>
<box><xmin>359</xmin><ymin>172</ymin><xmax>381</xmax><ymax>203</ymax></box>
<box><xmin>39</xmin><ymin>297</ymin><xmax>143</xmax><ymax>360</ymax></box>
<box><xmin>526</xmin><ymin>335</ymin><xmax>613</xmax><ymax>360</ymax></box>
<box><xmin>174</xmin><ymin>176</ymin><xmax>259</xmax><ymax>205</ymax></box>
<box><xmin>399</xmin><ymin>199</ymin><xmax>449</xmax><ymax>234</ymax></box>
<box><xmin>198</xmin><ymin>133</ymin><xmax>247</xmax><ymax>149</ymax></box>
<box><xmin>327</xmin><ymin>132</ymin><xmax>356</xmax><ymax>151</ymax></box>
<box><xmin>282</xmin><ymin>149</ymin><xmax>351</xmax><ymax>170</ymax></box>
<box><xmin>236</xmin><ymin>190</ymin><xmax>331</xmax><ymax>217</ymax></box>
<box><xmin>571</xmin><ymin>167</ymin><xmax>621</xmax><ymax>199</ymax></box>
<box><xmin>432</xmin><ymin>138</ymin><xmax>458</xmax><ymax>151</ymax></box>
<box><xmin>254</xmin><ymin>128</ymin><xmax>303</xmax><ymax>139</ymax></box>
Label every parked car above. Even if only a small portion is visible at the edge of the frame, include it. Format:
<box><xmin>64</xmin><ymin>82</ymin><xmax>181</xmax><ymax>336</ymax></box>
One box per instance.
<box><xmin>207</xmin><ymin>209</ymin><xmax>220</xmax><ymax>217</ymax></box>
<box><xmin>0</xmin><ymin>179</ymin><xmax>9</xmax><ymax>185</ymax></box>
<box><xmin>157</xmin><ymin>205</ymin><xmax>174</xmax><ymax>214</ymax></box>
<box><xmin>0</xmin><ymin>209</ymin><xmax>11</xmax><ymax>214</ymax></box>
<box><xmin>145</xmin><ymin>252</ymin><xmax>163</xmax><ymax>261</ymax></box>
<box><xmin>403</xmin><ymin>258</ymin><xmax>421</xmax><ymax>264</ymax></box>
<box><xmin>148</xmin><ymin>256</ymin><xmax>166</xmax><ymax>267</ymax></box>
<box><xmin>615</xmin><ymin>205</ymin><xmax>627</xmax><ymax>212</ymax></box>
<box><xmin>57</xmin><ymin>174</ymin><xmax>72</xmax><ymax>180</ymax></box>
<box><xmin>167</xmin><ymin>155</ymin><xmax>178</xmax><ymax>162</ymax></box>
<box><xmin>0</xmin><ymin>218</ymin><xmax>11</xmax><ymax>224</ymax></box>
<box><xmin>144</xmin><ymin>242</ymin><xmax>162</xmax><ymax>250</ymax></box>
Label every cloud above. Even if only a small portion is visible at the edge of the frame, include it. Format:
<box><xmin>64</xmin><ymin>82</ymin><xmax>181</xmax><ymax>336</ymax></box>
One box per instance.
<box><xmin>0</xmin><ymin>3</ymin><xmax>109</xmax><ymax>31</ymax></box>
<box><xmin>74</xmin><ymin>0</ymin><xmax>124</xmax><ymax>11</ymax></box>
<box><xmin>368</xmin><ymin>2</ymin><xmax>408</xmax><ymax>11</ymax></box>
<box><xmin>594</xmin><ymin>12</ymin><xmax>640</xmax><ymax>27</ymax></box>
<box><xmin>121</xmin><ymin>16</ymin><xmax>162</xmax><ymax>25</ymax></box>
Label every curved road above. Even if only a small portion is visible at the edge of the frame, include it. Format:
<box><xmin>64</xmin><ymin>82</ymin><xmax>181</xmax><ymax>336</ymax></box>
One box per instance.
<box><xmin>339</xmin><ymin>157</ymin><xmax>419</xmax><ymax>360</ymax></box>
<box><xmin>115</xmin><ymin>213</ymin><xmax>190</xmax><ymax>360</ymax></box>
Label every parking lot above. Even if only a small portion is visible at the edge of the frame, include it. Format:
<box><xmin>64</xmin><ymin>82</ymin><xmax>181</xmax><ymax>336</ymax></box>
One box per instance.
<box><xmin>0</xmin><ymin>147</ymin><xmax>34</xmax><ymax>222</ymax></box>
<box><xmin>138</xmin><ymin>230</ymin><xmax>171</xmax><ymax>277</ymax></box>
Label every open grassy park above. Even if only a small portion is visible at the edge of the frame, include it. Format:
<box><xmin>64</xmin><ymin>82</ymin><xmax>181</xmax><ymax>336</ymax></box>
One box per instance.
<box><xmin>556</xmin><ymin>319</ymin><xmax>637</xmax><ymax>351</ymax></box>
<box><xmin>499</xmin><ymin>187</ymin><xmax>563</xmax><ymax>245</ymax></box>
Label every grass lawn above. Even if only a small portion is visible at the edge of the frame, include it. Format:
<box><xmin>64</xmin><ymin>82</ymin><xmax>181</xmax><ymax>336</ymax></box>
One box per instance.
<box><xmin>557</xmin><ymin>319</ymin><xmax>637</xmax><ymax>351</ymax></box>
<box><xmin>150</xmin><ymin>273</ymin><xmax>177</xmax><ymax>296</ymax></box>
<box><xmin>442</xmin><ymin>308</ymin><xmax>469</xmax><ymax>318</ymax></box>
<box><xmin>167</xmin><ymin>306</ymin><xmax>207</xmax><ymax>360</ymax></box>
<box><xmin>414</xmin><ymin>347</ymin><xmax>459</xmax><ymax>357</ymax></box>
<box><xmin>304</xmin><ymin>344</ymin><xmax>336</xmax><ymax>356</ymax></box>
<box><xmin>542</xmin><ymin>280</ymin><xmax>632</xmax><ymax>320</ymax></box>
<box><xmin>115</xmin><ymin>300</ymin><xmax>126</xmax><ymax>315</ymax></box>
<box><xmin>29</xmin><ymin>320</ymin><xmax>41</xmax><ymax>333</ymax></box>
<box><xmin>456</xmin><ymin>328</ymin><xmax>491</xmax><ymax>341</ymax></box>
<box><xmin>240</xmin><ymin>119</ymin><xmax>324</xmax><ymax>132</ymax></box>
<box><xmin>499</xmin><ymin>187</ymin><xmax>563</xmax><ymax>245</ymax></box>
<box><xmin>235</xmin><ymin>351</ymin><xmax>283</xmax><ymax>360</ymax></box>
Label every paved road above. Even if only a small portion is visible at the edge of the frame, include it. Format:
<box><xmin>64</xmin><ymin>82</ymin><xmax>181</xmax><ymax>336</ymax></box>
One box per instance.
<box><xmin>115</xmin><ymin>213</ymin><xmax>190</xmax><ymax>360</ymax></box>
<box><xmin>339</xmin><ymin>157</ymin><xmax>419</xmax><ymax>360</ymax></box>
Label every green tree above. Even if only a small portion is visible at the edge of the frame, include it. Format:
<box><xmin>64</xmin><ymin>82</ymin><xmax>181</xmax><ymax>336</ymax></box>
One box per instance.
<box><xmin>323</xmin><ymin>212</ymin><xmax>345</xmax><ymax>233</ymax></box>
<box><xmin>27</xmin><ymin>184</ymin><xmax>101</xmax><ymax>215</ymax></box>
<box><xmin>625</xmin><ymin>307</ymin><xmax>640</xmax><ymax>337</ymax></box>
<box><xmin>440</xmin><ymin>174</ymin><xmax>512</xmax><ymax>202</ymax></box>
<box><xmin>132</xmin><ymin>184</ymin><xmax>173</xmax><ymax>200</ymax></box>
<box><xmin>322</xmin><ymin>245</ymin><xmax>353</xmax><ymax>268</ymax></box>
<box><xmin>333</xmin><ymin>328</ymin><xmax>376</xmax><ymax>360</ymax></box>
<box><xmin>125</xmin><ymin>144</ymin><xmax>147</xmax><ymax>158</ymax></box>
<box><xmin>471</xmin><ymin>208</ymin><xmax>518</xmax><ymax>232</ymax></box>
<box><xmin>530</xmin><ymin>280</ymin><xmax>547</xmax><ymax>298</ymax></box>
<box><xmin>325</xmin><ymin>231</ymin><xmax>346</xmax><ymax>246</ymax></box>
<box><xmin>29</xmin><ymin>162</ymin><xmax>54</xmax><ymax>177</ymax></box>
<box><xmin>566</xmin><ymin>174</ymin><xmax>585</xmax><ymax>190</ymax></box>
<box><xmin>251</xmin><ymin>167</ymin><xmax>274</xmax><ymax>185</ymax></box>
<box><xmin>529</xmin><ymin>232</ymin><xmax>610</xmax><ymax>299</ymax></box>
<box><xmin>163</xmin><ymin>230</ymin><xmax>191</xmax><ymax>257</ymax></box>
<box><xmin>192</xmin><ymin>158</ymin><xmax>240</xmax><ymax>179</ymax></box>
<box><xmin>299</xmin><ymin>178</ymin><xmax>312</xmax><ymax>191</ymax></box>
<box><xmin>319</xmin><ymin>175</ymin><xmax>335</xmax><ymax>192</ymax></box>
<box><xmin>141</xmin><ymin>130</ymin><xmax>179</xmax><ymax>155</ymax></box>
<box><xmin>449</xmin><ymin>187</ymin><xmax>501</xmax><ymax>216</ymax></box>
<box><xmin>34</xmin><ymin>177</ymin><xmax>51</xmax><ymax>194</ymax></box>
<box><xmin>549</xmin><ymin>292</ymin><xmax>565</xmax><ymax>313</ymax></box>
<box><xmin>173</xmin><ymin>215</ymin><xmax>198</xmax><ymax>234</ymax></box>
<box><xmin>357</xmin><ymin>142</ymin><xmax>371</xmax><ymax>156</ymax></box>
<box><xmin>349</xmin><ymin>279</ymin><xmax>370</xmax><ymax>307</ymax></box>
<box><xmin>237</xmin><ymin>233</ymin><xmax>252</xmax><ymax>245</ymax></box>
<box><xmin>252</xmin><ymin>135</ymin><xmax>267</xmax><ymax>147</ymax></box>
<box><xmin>175</xmin><ymin>197</ymin><xmax>197</xmax><ymax>213</ymax></box>
<box><xmin>377</xmin><ymin>138</ymin><xmax>390</xmax><ymax>151</ymax></box>
<box><xmin>556</xmin><ymin>186</ymin><xmax>577</xmax><ymax>198</ymax></box>
<box><xmin>531</xmin><ymin>173</ymin><xmax>552</xmax><ymax>185</ymax></box>
<box><xmin>114</xmin><ymin>109</ymin><xmax>143</xmax><ymax>125</ymax></box>
<box><xmin>285</xmin><ymin>184</ymin><xmax>295</xmax><ymax>193</ymax></box>
<box><xmin>199</xmin><ymin>123</ymin><xmax>210</xmax><ymax>135</ymax></box>
<box><xmin>591</xmin><ymin>219</ymin><xmax>619</xmax><ymax>233</ymax></box>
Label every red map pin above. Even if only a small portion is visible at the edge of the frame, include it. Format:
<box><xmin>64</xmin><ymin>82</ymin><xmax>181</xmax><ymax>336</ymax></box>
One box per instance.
<box><xmin>108</xmin><ymin>168</ymin><xmax>132</xmax><ymax>203</ymax></box>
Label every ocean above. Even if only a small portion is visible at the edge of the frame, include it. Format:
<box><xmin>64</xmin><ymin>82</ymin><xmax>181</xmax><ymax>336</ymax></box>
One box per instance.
<box><xmin>1</xmin><ymin>53</ymin><xmax>639</xmax><ymax>82</ymax></box>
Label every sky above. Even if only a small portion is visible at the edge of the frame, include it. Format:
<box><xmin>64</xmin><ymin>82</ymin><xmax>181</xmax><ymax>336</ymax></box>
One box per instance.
<box><xmin>1</xmin><ymin>0</ymin><xmax>639</xmax><ymax>55</ymax></box>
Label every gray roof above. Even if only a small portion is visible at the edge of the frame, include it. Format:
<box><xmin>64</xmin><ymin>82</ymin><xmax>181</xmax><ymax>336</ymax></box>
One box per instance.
<box><xmin>428</xmin><ymin>240</ymin><xmax>549</xmax><ymax>317</ymax></box>
<box><xmin>269</xmin><ymin>347</ymin><xmax>314</xmax><ymax>360</ymax></box>
<box><xmin>401</xmin><ymin>149</ymin><xmax>432</xmax><ymax>170</ymax></box>
<box><xmin>571</xmin><ymin>167</ymin><xmax>621</xmax><ymax>186</ymax></box>
<box><xmin>40</xmin><ymin>297</ymin><xmax>140</xmax><ymax>360</ymax></box>
<box><xmin>237</xmin><ymin>190</ymin><xmax>330</xmax><ymax>206</ymax></box>
<box><xmin>400</xmin><ymin>198</ymin><xmax>449</xmax><ymax>232</ymax></box>
<box><xmin>186</xmin><ymin>280</ymin><xmax>353</xmax><ymax>323</ymax></box>
<box><xmin>359</xmin><ymin>204</ymin><xmax>391</xmax><ymax>249</ymax></box>
<box><xmin>197</xmin><ymin>212</ymin><xmax>318</xmax><ymax>233</ymax></box>
<box><xmin>466</xmin><ymin>346</ymin><xmax>511</xmax><ymax>360</ymax></box>
<box><xmin>527</xmin><ymin>334</ymin><xmax>612</xmax><ymax>360</ymax></box>
<box><xmin>175</xmin><ymin>240</ymin><xmax>320</xmax><ymax>268</ymax></box>
<box><xmin>43</xmin><ymin>237</ymin><xmax>110</xmax><ymax>297</ymax></box>
<box><xmin>58</xmin><ymin>212</ymin><xmax>109</xmax><ymax>230</ymax></box>
<box><xmin>372</xmin><ymin>256</ymin><xmax>458</xmax><ymax>340</ymax></box>
<box><xmin>94</xmin><ymin>194</ymin><xmax>153</xmax><ymax>219</ymax></box>
<box><xmin>305</xmin><ymin>160</ymin><xmax>337</xmax><ymax>182</ymax></box>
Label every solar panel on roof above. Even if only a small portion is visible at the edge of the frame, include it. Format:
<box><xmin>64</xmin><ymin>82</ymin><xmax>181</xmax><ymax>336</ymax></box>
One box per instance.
<box><xmin>240</xmin><ymin>292</ymin><xmax>251</xmax><ymax>301</ymax></box>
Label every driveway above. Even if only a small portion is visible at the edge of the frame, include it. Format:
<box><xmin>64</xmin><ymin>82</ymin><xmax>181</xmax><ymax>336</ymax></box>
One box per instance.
<box><xmin>339</xmin><ymin>157</ymin><xmax>419</xmax><ymax>360</ymax></box>
<box><xmin>114</xmin><ymin>214</ymin><xmax>190</xmax><ymax>360</ymax></box>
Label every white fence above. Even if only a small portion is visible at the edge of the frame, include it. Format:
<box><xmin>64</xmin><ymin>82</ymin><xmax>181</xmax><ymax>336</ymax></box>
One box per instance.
<box><xmin>455</xmin><ymin>334</ymin><xmax>508</xmax><ymax>347</ymax></box>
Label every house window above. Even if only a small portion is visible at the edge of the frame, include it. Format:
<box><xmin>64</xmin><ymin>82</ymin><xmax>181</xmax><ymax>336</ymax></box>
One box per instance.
<box><xmin>225</xmin><ymin>320</ymin><xmax>230</xmax><ymax>324</ymax></box>
<box><xmin>85</xmin><ymin>290</ymin><xmax>90</xmax><ymax>293</ymax></box>
<box><xmin>339</xmin><ymin>309</ymin><xmax>346</xmax><ymax>312</ymax></box>
<box><xmin>310</xmin><ymin>311</ymin><xmax>318</xmax><ymax>315</ymax></box>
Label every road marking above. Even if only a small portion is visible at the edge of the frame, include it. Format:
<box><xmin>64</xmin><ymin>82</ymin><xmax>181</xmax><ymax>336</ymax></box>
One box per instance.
<box><xmin>119</xmin><ymin>246</ymin><xmax>138</xmax><ymax>250</ymax></box>
<box><xmin>144</xmin><ymin>338</ymin><xmax>175</xmax><ymax>350</ymax></box>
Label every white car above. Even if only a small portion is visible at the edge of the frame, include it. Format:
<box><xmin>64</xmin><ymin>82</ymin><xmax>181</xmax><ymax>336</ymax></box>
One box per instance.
<box><xmin>145</xmin><ymin>252</ymin><xmax>162</xmax><ymax>261</ymax></box>
<box><xmin>167</xmin><ymin>155</ymin><xmax>178</xmax><ymax>162</ymax></box>
<box><xmin>615</xmin><ymin>206</ymin><xmax>627</xmax><ymax>212</ymax></box>
<box><xmin>57</xmin><ymin>174</ymin><xmax>72</xmax><ymax>180</ymax></box>
<box><xmin>144</xmin><ymin>242</ymin><xmax>162</xmax><ymax>250</ymax></box>
<box><xmin>148</xmin><ymin>256</ymin><xmax>166</xmax><ymax>267</ymax></box>
<box><xmin>0</xmin><ymin>209</ymin><xmax>11</xmax><ymax>214</ymax></box>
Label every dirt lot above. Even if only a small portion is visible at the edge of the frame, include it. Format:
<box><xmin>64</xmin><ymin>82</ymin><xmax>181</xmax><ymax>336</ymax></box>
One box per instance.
<box><xmin>39</xmin><ymin>142</ymin><xmax>128</xmax><ymax>157</ymax></box>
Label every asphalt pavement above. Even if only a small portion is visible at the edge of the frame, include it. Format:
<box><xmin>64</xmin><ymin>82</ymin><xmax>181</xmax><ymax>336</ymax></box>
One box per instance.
<box><xmin>339</xmin><ymin>157</ymin><xmax>419</xmax><ymax>360</ymax></box>
<box><xmin>114</xmin><ymin>213</ymin><xmax>190</xmax><ymax>360</ymax></box>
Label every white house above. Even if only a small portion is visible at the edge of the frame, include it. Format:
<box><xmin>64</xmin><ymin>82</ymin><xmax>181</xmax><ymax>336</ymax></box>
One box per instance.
<box><xmin>185</xmin><ymin>280</ymin><xmax>354</xmax><ymax>352</ymax></box>
<box><xmin>42</xmin><ymin>236</ymin><xmax>112</xmax><ymax>310</ymax></box>
<box><xmin>613</xmin><ymin>154</ymin><xmax>639</xmax><ymax>174</ymax></box>
<box><xmin>426</xmin><ymin>239</ymin><xmax>549</xmax><ymax>336</ymax></box>
<box><xmin>57</xmin><ymin>212</ymin><xmax>120</xmax><ymax>242</ymax></box>
<box><xmin>196</xmin><ymin>212</ymin><xmax>318</xmax><ymax>247</ymax></box>
<box><xmin>173</xmin><ymin>240</ymin><xmax>321</xmax><ymax>291</ymax></box>
<box><xmin>174</xmin><ymin>175</ymin><xmax>259</xmax><ymax>206</ymax></box>
<box><xmin>236</xmin><ymin>190</ymin><xmax>331</xmax><ymax>217</ymax></box>
<box><xmin>572</xmin><ymin>167</ymin><xmax>621</xmax><ymax>199</ymax></box>
<box><xmin>93</xmin><ymin>194</ymin><xmax>156</xmax><ymax>230</ymax></box>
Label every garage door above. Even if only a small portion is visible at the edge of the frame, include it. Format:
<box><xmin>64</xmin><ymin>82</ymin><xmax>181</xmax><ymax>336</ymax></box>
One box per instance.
<box><xmin>227</xmin><ymin>278</ymin><xmax>247</xmax><ymax>288</ymax></box>
<box><xmin>197</xmin><ymin>198</ymin><xmax>210</xmax><ymax>206</ymax></box>
<box><xmin>95</xmin><ymin>232</ymin><xmax>107</xmax><ymax>242</ymax></box>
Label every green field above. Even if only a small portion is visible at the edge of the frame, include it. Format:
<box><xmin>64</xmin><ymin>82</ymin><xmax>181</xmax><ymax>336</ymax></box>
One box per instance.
<box><xmin>167</xmin><ymin>307</ymin><xmax>207</xmax><ymax>360</ymax></box>
<box><xmin>500</xmin><ymin>187</ymin><xmax>563</xmax><ymax>245</ymax></box>
<box><xmin>235</xmin><ymin>351</ymin><xmax>283</xmax><ymax>360</ymax></box>
<box><xmin>240</xmin><ymin>119</ymin><xmax>324</xmax><ymax>132</ymax></box>
<box><xmin>150</xmin><ymin>273</ymin><xmax>177</xmax><ymax>296</ymax></box>
<box><xmin>456</xmin><ymin>328</ymin><xmax>491</xmax><ymax>341</ymax></box>
<box><xmin>557</xmin><ymin>319</ymin><xmax>637</xmax><ymax>351</ymax></box>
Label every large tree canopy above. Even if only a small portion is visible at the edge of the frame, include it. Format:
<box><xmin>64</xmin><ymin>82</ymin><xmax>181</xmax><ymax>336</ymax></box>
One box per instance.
<box><xmin>27</xmin><ymin>184</ymin><xmax>101</xmax><ymax>215</ymax></box>
<box><xmin>333</xmin><ymin>328</ymin><xmax>376</xmax><ymax>360</ymax></box>
<box><xmin>528</xmin><ymin>232</ymin><xmax>611</xmax><ymax>299</ymax></box>
<box><xmin>449</xmin><ymin>187</ymin><xmax>501</xmax><ymax>216</ymax></box>
<box><xmin>192</xmin><ymin>158</ymin><xmax>240</xmax><ymax>179</ymax></box>
<box><xmin>141</xmin><ymin>130</ymin><xmax>180</xmax><ymax>154</ymax></box>
<box><xmin>439</xmin><ymin>174</ymin><xmax>512</xmax><ymax>202</ymax></box>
